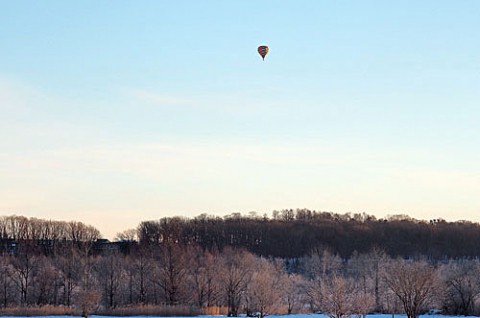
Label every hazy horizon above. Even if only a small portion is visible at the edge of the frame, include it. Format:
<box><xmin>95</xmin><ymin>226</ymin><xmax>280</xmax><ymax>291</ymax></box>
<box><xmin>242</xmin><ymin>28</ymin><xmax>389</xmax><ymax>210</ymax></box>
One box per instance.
<box><xmin>2</xmin><ymin>1</ymin><xmax>480</xmax><ymax>239</ymax></box>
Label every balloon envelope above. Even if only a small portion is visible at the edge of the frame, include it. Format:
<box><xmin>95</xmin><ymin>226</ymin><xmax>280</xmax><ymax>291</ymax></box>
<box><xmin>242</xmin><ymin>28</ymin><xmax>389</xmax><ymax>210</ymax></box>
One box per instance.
<box><xmin>258</xmin><ymin>45</ymin><xmax>269</xmax><ymax>60</ymax></box>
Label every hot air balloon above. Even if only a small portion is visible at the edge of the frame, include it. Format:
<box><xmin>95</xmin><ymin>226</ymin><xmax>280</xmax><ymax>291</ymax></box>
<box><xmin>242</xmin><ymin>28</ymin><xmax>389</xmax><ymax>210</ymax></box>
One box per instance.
<box><xmin>258</xmin><ymin>45</ymin><xmax>269</xmax><ymax>60</ymax></box>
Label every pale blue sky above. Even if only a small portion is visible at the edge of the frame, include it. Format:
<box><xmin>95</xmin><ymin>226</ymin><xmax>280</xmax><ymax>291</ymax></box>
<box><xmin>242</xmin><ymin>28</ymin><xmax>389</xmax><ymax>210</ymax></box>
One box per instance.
<box><xmin>1</xmin><ymin>1</ymin><xmax>480</xmax><ymax>238</ymax></box>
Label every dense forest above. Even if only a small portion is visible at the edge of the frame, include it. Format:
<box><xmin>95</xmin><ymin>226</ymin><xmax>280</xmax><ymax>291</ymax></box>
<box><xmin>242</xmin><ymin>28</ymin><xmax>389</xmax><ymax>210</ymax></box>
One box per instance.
<box><xmin>137</xmin><ymin>210</ymin><xmax>480</xmax><ymax>259</ymax></box>
<box><xmin>1</xmin><ymin>211</ymin><xmax>480</xmax><ymax>318</ymax></box>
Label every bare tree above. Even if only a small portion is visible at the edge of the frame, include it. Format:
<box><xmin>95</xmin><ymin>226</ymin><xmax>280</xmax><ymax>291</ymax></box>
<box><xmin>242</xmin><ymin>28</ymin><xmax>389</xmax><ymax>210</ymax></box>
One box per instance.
<box><xmin>56</xmin><ymin>252</ymin><xmax>83</xmax><ymax>306</ymax></box>
<box><xmin>384</xmin><ymin>260</ymin><xmax>438</xmax><ymax>318</ymax></box>
<box><xmin>114</xmin><ymin>229</ymin><xmax>138</xmax><ymax>242</ymax></box>
<box><xmin>304</xmin><ymin>249</ymin><xmax>344</xmax><ymax>313</ymax></box>
<box><xmin>305</xmin><ymin>278</ymin><xmax>321</xmax><ymax>312</ymax></box>
<box><xmin>348</xmin><ymin>248</ymin><xmax>388</xmax><ymax>312</ymax></box>
<box><xmin>94</xmin><ymin>253</ymin><xmax>125</xmax><ymax>308</ymax></box>
<box><xmin>280</xmin><ymin>273</ymin><xmax>305</xmax><ymax>314</ymax></box>
<box><xmin>219</xmin><ymin>248</ymin><xmax>254</xmax><ymax>316</ymax></box>
<box><xmin>308</xmin><ymin>249</ymin><xmax>343</xmax><ymax>279</ymax></box>
<box><xmin>129</xmin><ymin>246</ymin><xmax>153</xmax><ymax>304</ymax></box>
<box><xmin>123</xmin><ymin>256</ymin><xmax>136</xmax><ymax>305</ymax></box>
<box><xmin>67</xmin><ymin>221</ymin><xmax>100</xmax><ymax>255</ymax></box>
<box><xmin>246</xmin><ymin>258</ymin><xmax>282</xmax><ymax>318</ymax></box>
<box><xmin>351</xmin><ymin>285</ymin><xmax>376</xmax><ymax>318</ymax></box>
<box><xmin>74</xmin><ymin>287</ymin><xmax>101</xmax><ymax>318</ymax></box>
<box><xmin>187</xmin><ymin>247</ymin><xmax>219</xmax><ymax>308</ymax></box>
<box><xmin>154</xmin><ymin>243</ymin><xmax>188</xmax><ymax>305</ymax></box>
<box><xmin>382</xmin><ymin>287</ymin><xmax>403</xmax><ymax>317</ymax></box>
<box><xmin>10</xmin><ymin>252</ymin><xmax>36</xmax><ymax>305</ymax></box>
<box><xmin>440</xmin><ymin>259</ymin><xmax>480</xmax><ymax>315</ymax></box>
<box><xmin>6</xmin><ymin>216</ymin><xmax>29</xmax><ymax>241</ymax></box>
<box><xmin>0</xmin><ymin>256</ymin><xmax>14</xmax><ymax>307</ymax></box>
<box><xmin>33</xmin><ymin>256</ymin><xmax>61</xmax><ymax>305</ymax></box>
<box><xmin>318</xmin><ymin>275</ymin><xmax>356</xmax><ymax>318</ymax></box>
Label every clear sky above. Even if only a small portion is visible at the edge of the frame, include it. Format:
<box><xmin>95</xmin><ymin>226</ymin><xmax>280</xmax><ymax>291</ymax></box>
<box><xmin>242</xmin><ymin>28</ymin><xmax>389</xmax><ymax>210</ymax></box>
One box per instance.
<box><xmin>1</xmin><ymin>1</ymin><xmax>480</xmax><ymax>239</ymax></box>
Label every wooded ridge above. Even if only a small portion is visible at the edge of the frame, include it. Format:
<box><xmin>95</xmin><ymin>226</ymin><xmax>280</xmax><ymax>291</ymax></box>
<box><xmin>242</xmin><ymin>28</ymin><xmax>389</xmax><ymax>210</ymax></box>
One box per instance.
<box><xmin>2</xmin><ymin>210</ymin><xmax>480</xmax><ymax>259</ymax></box>
<box><xmin>0</xmin><ymin>211</ymin><xmax>480</xmax><ymax>317</ymax></box>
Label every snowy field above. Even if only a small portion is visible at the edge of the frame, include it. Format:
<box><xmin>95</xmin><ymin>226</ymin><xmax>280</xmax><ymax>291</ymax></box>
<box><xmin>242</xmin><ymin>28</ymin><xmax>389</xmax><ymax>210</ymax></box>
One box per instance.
<box><xmin>0</xmin><ymin>315</ymin><xmax>476</xmax><ymax>318</ymax></box>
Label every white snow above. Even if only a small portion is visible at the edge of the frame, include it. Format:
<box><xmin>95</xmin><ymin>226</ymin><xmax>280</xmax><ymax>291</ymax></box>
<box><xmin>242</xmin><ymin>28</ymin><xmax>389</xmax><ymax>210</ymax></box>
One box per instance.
<box><xmin>0</xmin><ymin>315</ymin><xmax>477</xmax><ymax>318</ymax></box>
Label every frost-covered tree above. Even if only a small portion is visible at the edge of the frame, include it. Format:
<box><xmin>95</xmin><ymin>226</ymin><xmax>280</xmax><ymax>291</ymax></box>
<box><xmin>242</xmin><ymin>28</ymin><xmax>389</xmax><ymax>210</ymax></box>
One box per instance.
<box><xmin>307</xmin><ymin>249</ymin><xmax>343</xmax><ymax>279</ymax></box>
<box><xmin>384</xmin><ymin>260</ymin><xmax>438</xmax><ymax>318</ymax></box>
<box><xmin>351</xmin><ymin>285</ymin><xmax>375</xmax><ymax>318</ymax></box>
<box><xmin>280</xmin><ymin>273</ymin><xmax>305</xmax><ymax>314</ymax></box>
<box><xmin>440</xmin><ymin>260</ymin><xmax>480</xmax><ymax>315</ymax></box>
<box><xmin>219</xmin><ymin>248</ymin><xmax>254</xmax><ymax>316</ymax></box>
<box><xmin>348</xmin><ymin>247</ymin><xmax>388</xmax><ymax>312</ymax></box>
<box><xmin>246</xmin><ymin>258</ymin><xmax>282</xmax><ymax>318</ymax></box>
<box><xmin>309</xmin><ymin>272</ymin><xmax>374</xmax><ymax>318</ymax></box>
<box><xmin>318</xmin><ymin>275</ymin><xmax>356</xmax><ymax>318</ymax></box>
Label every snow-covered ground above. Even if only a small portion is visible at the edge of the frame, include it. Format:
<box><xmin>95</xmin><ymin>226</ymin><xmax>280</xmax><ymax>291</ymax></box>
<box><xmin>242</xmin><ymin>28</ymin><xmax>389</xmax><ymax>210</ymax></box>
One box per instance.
<box><xmin>90</xmin><ymin>315</ymin><xmax>476</xmax><ymax>318</ymax></box>
<box><xmin>0</xmin><ymin>315</ymin><xmax>477</xmax><ymax>318</ymax></box>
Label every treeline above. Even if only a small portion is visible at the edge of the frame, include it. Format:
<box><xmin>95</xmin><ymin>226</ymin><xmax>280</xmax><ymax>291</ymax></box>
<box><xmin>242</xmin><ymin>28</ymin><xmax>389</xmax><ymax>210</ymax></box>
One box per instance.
<box><xmin>3</xmin><ymin>212</ymin><xmax>480</xmax><ymax>318</ymax></box>
<box><xmin>2</xmin><ymin>242</ymin><xmax>480</xmax><ymax>318</ymax></box>
<box><xmin>0</xmin><ymin>216</ymin><xmax>100</xmax><ymax>242</ymax></box>
<box><xmin>138</xmin><ymin>210</ymin><xmax>480</xmax><ymax>259</ymax></box>
<box><xmin>3</xmin><ymin>212</ymin><xmax>480</xmax><ymax>260</ymax></box>
<box><xmin>0</xmin><ymin>216</ymin><xmax>101</xmax><ymax>256</ymax></box>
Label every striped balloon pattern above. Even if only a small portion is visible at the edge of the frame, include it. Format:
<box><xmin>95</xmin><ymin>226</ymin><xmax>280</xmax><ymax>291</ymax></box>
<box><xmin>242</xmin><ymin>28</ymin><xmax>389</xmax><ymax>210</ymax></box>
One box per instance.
<box><xmin>257</xmin><ymin>45</ymin><xmax>269</xmax><ymax>60</ymax></box>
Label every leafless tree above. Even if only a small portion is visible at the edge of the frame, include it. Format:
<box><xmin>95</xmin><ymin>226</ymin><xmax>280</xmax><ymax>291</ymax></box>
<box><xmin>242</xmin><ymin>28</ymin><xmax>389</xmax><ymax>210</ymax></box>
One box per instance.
<box><xmin>129</xmin><ymin>246</ymin><xmax>153</xmax><ymax>304</ymax></box>
<box><xmin>0</xmin><ymin>256</ymin><xmax>14</xmax><ymax>307</ymax></box>
<box><xmin>381</xmin><ymin>287</ymin><xmax>403</xmax><ymax>317</ymax></box>
<box><xmin>67</xmin><ymin>221</ymin><xmax>100</xmax><ymax>255</ymax></box>
<box><xmin>245</xmin><ymin>258</ymin><xmax>283</xmax><ymax>318</ymax></box>
<box><xmin>154</xmin><ymin>243</ymin><xmax>188</xmax><ymax>305</ymax></box>
<box><xmin>351</xmin><ymin>285</ymin><xmax>376</xmax><ymax>318</ymax></box>
<box><xmin>305</xmin><ymin>278</ymin><xmax>321</xmax><ymax>312</ymax></box>
<box><xmin>318</xmin><ymin>275</ymin><xmax>357</xmax><ymax>318</ymax></box>
<box><xmin>187</xmin><ymin>247</ymin><xmax>220</xmax><ymax>307</ymax></box>
<box><xmin>6</xmin><ymin>216</ymin><xmax>29</xmax><ymax>241</ymax></box>
<box><xmin>384</xmin><ymin>259</ymin><xmax>439</xmax><ymax>318</ymax></box>
<box><xmin>280</xmin><ymin>272</ymin><xmax>305</xmax><ymax>314</ymax></box>
<box><xmin>94</xmin><ymin>253</ymin><xmax>125</xmax><ymax>308</ymax></box>
<box><xmin>304</xmin><ymin>249</ymin><xmax>344</xmax><ymax>313</ymax></box>
<box><xmin>33</xmin><ymin>256</ymin><xmax>61</xmax><ymax>305</ymax></box>
<box><xmin>348</xmin><ymin>247</ymin><xmax>388</xmax><ymax>312</ymax></box>
<box><xmin>55</xmin><ymin>251</ymin><xmax>83</xmax><ymax>306</ymax></box>
<box><xmin>307</xmin><ymin>248</ymin><xmax>343</xmax><ymax>279</ymax></box>
<box><xmin>114</xmin><ymin>229</ymin><xmax>138</xmax><ymax>242</ymax></box>
<box><xmin>219</xmin><ymin>248</ymin><xmax>254</xmax><ymax>316</ymax></box>
<box><xmin>10</xmin><ymin>252</ymin><xmax>36</xmax><ymax>305</ymax></box>
<box><xmin>439</xmin><ymin>259</ymin><xmax>480</xmax><ymax>315</ymax></box>
<box><xmin>74</xmin><ymin>287</ymin><xmax>101</xmax><ymax>318</ymax></box>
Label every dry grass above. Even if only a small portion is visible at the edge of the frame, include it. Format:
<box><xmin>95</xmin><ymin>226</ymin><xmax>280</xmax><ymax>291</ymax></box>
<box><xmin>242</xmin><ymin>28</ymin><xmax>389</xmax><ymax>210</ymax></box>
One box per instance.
<box><xmin>97</xmin><ymin>304</ymin><xmax>203</xmax><ymax>317</ymax></box>
<box><xmin>0</xmin><ymin>304</ymin><xmax>225</xmax><ymax>317</ymax></box>
<box><xmin>0</xmin><ymin>305</ymin><xmax>74</xmax><ymax>316</ymax></box>
<box><xmin>203</xmin><ymin>306</ymin><xmax>228</xmax><ymax>316</ymax></box>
